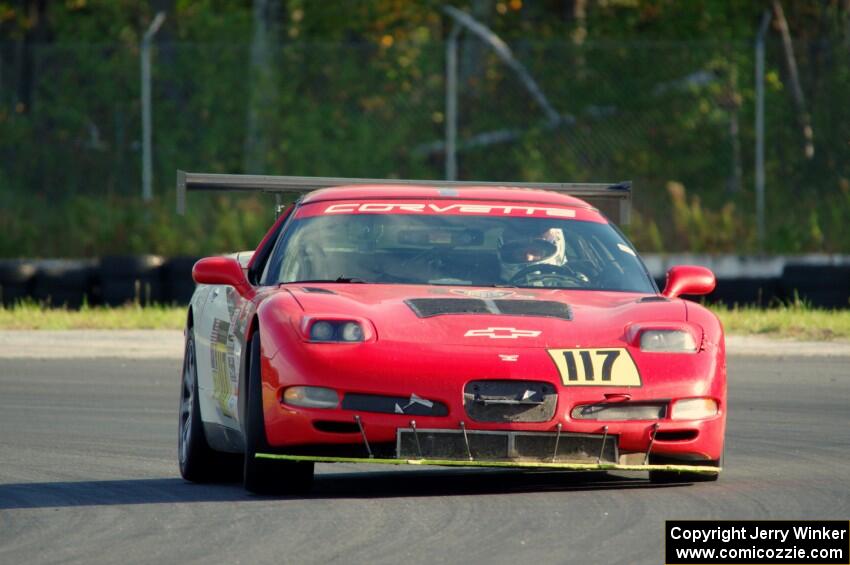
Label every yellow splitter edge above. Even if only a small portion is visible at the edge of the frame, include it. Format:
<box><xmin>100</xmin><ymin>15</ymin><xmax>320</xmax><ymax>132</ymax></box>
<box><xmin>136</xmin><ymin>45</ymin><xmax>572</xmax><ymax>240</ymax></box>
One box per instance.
<box><xmin>256</xmin><ymin>453</ymin><xmax>720</xmax><ymax>474</ymax></box>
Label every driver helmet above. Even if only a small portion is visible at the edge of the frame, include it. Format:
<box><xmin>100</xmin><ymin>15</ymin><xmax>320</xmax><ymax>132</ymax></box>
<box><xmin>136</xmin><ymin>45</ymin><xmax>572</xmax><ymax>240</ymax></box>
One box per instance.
<box><xmin>498</xmin><ymin>226</ymin><xmax>567</xmax><ymax>282</ymax></box>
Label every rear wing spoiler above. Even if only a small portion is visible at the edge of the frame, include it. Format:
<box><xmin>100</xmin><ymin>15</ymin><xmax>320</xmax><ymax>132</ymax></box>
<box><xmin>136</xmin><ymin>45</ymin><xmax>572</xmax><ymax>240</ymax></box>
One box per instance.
<box><xmin>176</xmin><ymin>170</ymin><xmax>632</xmax><ymax>225</ymax></box>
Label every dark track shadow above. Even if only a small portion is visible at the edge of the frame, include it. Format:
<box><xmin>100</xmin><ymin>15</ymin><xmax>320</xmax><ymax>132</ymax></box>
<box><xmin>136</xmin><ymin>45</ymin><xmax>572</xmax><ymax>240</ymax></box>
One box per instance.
<box><xmin>0</xmin><ymin>468</ymin><xmax>690</xmax><ymax>509</ymax></box>
<box><xmin>306</xmin><ymin>468</ymin><xmax>686</xmax><ymax>499</ymax></box>
<box><xmin>0</xmin><ymin>478</ymin><xmax>245</xmax><ymax>509</ymax></box>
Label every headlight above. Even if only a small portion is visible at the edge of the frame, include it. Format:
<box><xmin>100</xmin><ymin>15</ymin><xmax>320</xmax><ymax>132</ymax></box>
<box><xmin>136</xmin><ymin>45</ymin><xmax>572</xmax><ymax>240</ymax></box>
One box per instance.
<box><xmin>283</xmin><ymin>386</ymin><xmax>339</xmax><ymax>409</ymax></box>
<box><xmin>308</xmin><ymin>320</ymin><xmax>366</xmax><ymax>342</ymax></box>
<box><xmin>310</xmin><ymin>321</ymin><xmax>335</xmax><ymax>341</ymax></box>
<box><xmin>340</xmin><ymin>322</ymin><xmax>364</xmax><ymax>342</ymax></box>
<box><xmin>571</xmin><ymin>402</ymin><xmax>667</xmax><ymax>421</ymax></box>
<box><xmin>670</xmin><ymin>397</ymin><xmax>718</xmax><ymax>420</ymax></box>
<box><xmin>640</xmin><ymin>329</ymin><xmax>697</xmax><ymax>353</ymax></box>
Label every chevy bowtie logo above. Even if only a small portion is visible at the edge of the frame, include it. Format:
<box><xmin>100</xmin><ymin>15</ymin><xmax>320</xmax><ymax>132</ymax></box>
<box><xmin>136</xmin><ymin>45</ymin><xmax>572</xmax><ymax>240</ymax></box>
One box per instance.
<box><xmin>464</xmin><ymin>327</ymin><xmax>542</xmax><ymax>339</ymax></box>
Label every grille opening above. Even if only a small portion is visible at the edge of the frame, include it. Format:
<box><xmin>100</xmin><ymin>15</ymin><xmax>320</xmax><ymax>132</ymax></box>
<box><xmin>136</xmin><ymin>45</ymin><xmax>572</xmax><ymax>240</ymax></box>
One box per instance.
<box><xmin>571</xmin><ymin>402</ymin><xmax>667</xmax><ymax>421</ymax></box>
<box><xmin>313</xmin><ymin>421</ymin><xmax>361</xmax><ymax>434</ymax></box>
<box><xmin>342</xmin><ymin>393</ymin><xmax>449</xmax><ymax>416</ymax></box>
<box><xmin>396</xmin><ymin>429</ymin><xmax>617</xmax><ymax>463</ymax></box>
<box><xmin>464</xmin><ymin>380</ymin><xmax>557</xmax><ymax>423</ymax></box>
<box><xmin>398</xmin><ymin>429</ymin><xmax>508</xmax><ymax>460</ymax></box>
<box><xmin>513</xmin><ymin>433</ymin><xmax>617</xmax><ymax>463</ymax></box>
<box><xmin>654</xmin><ymin>430</ymin><xmax>698</xmax><ymax>442</ymax></box>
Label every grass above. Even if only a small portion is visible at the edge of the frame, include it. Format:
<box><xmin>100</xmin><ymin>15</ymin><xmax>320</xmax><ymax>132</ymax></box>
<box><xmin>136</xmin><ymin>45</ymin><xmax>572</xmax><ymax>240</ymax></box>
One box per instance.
<box><xmin>0</xmin><ymin>301</ymin><xmax>849</xmax><ymax>340</ymax></box>
<box><xmin>713</xmin><ymin>304</ymin><xmax>850</xmax><ymax>341</ymax></box>
<box><xmin>0</xmin><ymin>302</ymin><xmax>185</xmax><ymax>330</ymax></box>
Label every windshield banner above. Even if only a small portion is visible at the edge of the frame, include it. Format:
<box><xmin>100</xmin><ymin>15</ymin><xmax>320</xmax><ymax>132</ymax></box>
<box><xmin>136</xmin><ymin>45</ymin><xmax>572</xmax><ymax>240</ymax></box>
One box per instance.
<box><xmin>295</xmin><ymin>200</ymin><xmax>604</xmax><ymax>222</ymax></box>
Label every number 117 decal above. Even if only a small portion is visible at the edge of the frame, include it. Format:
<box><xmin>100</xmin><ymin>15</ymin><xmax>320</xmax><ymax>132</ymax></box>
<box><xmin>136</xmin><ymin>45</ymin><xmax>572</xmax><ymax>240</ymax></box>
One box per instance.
<box><xmin>547</xmin><ymin>348</ymin><xmax>641</xmax><ymax>386</ymax></box>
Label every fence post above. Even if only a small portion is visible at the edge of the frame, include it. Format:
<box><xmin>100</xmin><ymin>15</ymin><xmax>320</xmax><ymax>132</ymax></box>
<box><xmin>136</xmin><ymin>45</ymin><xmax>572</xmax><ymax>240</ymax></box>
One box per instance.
<box><xmin>445</xmin><ymin>24</ymin><xmax>460</xmax><ymax>181</ymax></box>
<box><xmin>755</xmin><ymin>10</ymin><xmax>771</xmax><ymax>252</ymax></box>
<box><xmin>141</xmin><ymin>12</ymin><xmax>166</xmax><ymax>202</ymax></box>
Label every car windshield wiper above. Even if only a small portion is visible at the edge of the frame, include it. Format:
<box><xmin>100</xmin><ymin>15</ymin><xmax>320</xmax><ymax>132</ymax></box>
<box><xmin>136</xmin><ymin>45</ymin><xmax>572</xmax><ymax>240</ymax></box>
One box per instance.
<box><xmin>286</xmin><ymin>277</ymin><xmax>369</xmax><ymax>284</ymax></box>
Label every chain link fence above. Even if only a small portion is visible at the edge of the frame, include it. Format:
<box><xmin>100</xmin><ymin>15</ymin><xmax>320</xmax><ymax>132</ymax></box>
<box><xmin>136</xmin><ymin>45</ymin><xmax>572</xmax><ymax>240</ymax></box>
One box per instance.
<box><xmin>1</xmin><ymin>37</ymin><xmax>848</xmax><ymax>257</ymax></box>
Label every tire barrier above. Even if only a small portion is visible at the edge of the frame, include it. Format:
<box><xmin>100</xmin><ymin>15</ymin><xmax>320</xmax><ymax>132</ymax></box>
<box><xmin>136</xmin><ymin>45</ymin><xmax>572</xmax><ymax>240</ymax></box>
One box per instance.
<box><xmin>648</xmin><ymin>255</ymin><xmax>850</xmax><ymax>308</ymax></box>
<box><xmin>0</xmin><ymin>256</ymin><xmax>198</xmax><ymax>308</ymax></box>
<box><xmin>31</xmin><ymin>260</ymin><xmax>95</xmax><ymax>309</ymax></box>
<box><xmin>0</xmin><ymin>255</ymin><xmax>848</xmax><ymax>309</ymax></box>
<box><xmin>99</xmin><ymin>255</ymin><xmax>166</xmax><ymax>306</ymax></box>
<box><xmin>655</xmin><ymin>276</ymin><xmax>783</xmax><ymax>308</ymax></box>
<box><xmin>781</xmin><ymin>263</ymin><xmax>850</xmax><ymax>309</ymax></box>
<box><xmin>0</xmin><ymin>260</ymin><xmax>38</xmax><ymax>307</ymax></box>
<box><xmin>161</xmin><ymin>256</ymin><xmax>200</xmax><ymax>304</ymax></box>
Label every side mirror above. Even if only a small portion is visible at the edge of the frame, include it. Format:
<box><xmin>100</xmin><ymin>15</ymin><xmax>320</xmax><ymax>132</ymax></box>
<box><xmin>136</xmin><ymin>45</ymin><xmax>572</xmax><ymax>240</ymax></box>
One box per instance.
<box><xmin>192</xmin><ymin>257</ymin><xmax>253</xmax><ymax>298</ymax></box>
<box><xmin>662</xmin><ymin>265</ymin><xmax>716</xmax><ymax>299</ymax></box>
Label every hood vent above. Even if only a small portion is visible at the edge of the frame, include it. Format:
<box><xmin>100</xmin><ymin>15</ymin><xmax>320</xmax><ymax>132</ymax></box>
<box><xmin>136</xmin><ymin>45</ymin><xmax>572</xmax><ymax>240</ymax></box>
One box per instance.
<box><xmin>637</xmin><ymin>295</ymin><xmax>668</xmax><ymax>303</ymax></box>
<box><xmin>496</xmin><ymin>299</ymin><xmax>572</xmax><ymax>319</ymax></box>
<box><xmin>301</xmin><ymin>287</ymin><xmax>336</xmax><ymax>294</ymax></box>
<box><xmin>405</xmin><ymin>298</ymin><xmax>571</xmax><ymax>320</ymax></box>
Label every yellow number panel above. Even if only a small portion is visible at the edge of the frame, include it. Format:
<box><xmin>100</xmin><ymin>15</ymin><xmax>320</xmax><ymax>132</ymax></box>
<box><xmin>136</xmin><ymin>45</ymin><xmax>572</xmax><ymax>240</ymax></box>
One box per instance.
<box><xmin>547</xmin><ymin>348</ymin><xmax>641</xmax><ymax>387</ymax></box>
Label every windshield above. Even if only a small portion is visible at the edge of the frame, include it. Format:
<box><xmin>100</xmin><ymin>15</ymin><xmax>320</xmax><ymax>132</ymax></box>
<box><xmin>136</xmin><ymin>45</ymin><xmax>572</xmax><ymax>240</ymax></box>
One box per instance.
<box><xmin>263</xmin><ymin>207</ymin><xmax>655</xmax><ymax>292</ymax></box>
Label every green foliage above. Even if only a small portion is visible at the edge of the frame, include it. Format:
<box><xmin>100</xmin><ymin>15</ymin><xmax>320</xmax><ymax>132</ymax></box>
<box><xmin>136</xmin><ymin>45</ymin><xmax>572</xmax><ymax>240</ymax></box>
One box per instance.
<box><xmin>715</xmin><ymin>301</ymin><xmax>850</xmax><ymax>341</ymax></box>
<box><xmin>1</xmin><ymin>1</ymin><xmax>849</xmax><ymax>257</ymax></box>
<box><xmin>662</xmin><ymin>181</ymin><xmax>749</xmax><ymax>253</ymax></box>
<box><xmin>0</xmin><ymin>189</ymin><xmax>278</xmax><ymax>257</ymax></box>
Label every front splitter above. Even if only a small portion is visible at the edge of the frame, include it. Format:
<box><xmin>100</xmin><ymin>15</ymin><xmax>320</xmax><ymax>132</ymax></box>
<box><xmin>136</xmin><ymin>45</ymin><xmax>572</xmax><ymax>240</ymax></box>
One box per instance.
<box><xmin>256</xmin><ymin>453</ymin><xmax>720</xmax><ymax>474</ymax></box>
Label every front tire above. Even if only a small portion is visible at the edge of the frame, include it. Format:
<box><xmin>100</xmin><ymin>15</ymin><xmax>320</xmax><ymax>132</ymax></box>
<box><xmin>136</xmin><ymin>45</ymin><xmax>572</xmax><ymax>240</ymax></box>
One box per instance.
<box><xmin>178</xmin><ymin>331</ymin><xmax>217</xmax><ymax>481</ymax></box>
<box><xmin>243</xmin><ymin>332</ymin><xmax>314</xmax><ymax>495</ymax></box>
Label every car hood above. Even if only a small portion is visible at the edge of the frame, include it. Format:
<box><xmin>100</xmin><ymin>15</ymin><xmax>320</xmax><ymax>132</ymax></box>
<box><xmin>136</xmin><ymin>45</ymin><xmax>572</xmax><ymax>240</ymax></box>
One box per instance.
<box><xmin>283</xmin><ymin>284</ymin><xmax>686</xmax><ymax>348</ymax></box>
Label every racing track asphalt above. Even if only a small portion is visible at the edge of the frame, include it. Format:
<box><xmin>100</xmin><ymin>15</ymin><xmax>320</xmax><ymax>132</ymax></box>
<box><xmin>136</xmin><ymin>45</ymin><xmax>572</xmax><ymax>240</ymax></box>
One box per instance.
<box><xmin>1</xmin><ymin>353</ymin><xmax>848</xmax><ymax>565</ymax></box>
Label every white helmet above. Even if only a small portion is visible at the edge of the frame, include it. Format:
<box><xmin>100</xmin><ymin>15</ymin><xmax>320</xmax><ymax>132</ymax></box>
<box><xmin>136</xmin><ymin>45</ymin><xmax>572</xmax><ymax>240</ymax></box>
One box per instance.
<box><xmin>498</xmin><ymin>227</ymin><xmax>566</xmax><ymax>282</ymax></box>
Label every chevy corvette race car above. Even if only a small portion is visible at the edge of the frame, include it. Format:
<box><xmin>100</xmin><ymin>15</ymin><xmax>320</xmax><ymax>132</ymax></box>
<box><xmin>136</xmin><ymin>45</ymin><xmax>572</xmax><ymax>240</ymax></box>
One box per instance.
<box><xmin>176</xmin><ymin>171</ymin><xmax>725</xmax><ymax>494</ymax></box>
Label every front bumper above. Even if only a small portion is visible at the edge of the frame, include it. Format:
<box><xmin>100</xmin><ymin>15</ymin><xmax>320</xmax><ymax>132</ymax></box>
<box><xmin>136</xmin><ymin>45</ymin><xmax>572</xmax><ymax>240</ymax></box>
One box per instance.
<box><xmin>262</xmin><ymin>340</ymin><xmax>726</xmax><ymax>464</ymax></box>
<box><xmin>266</xmin><ymin>403</ymin><xmax>725</xmax><ymax>463</ymax></box>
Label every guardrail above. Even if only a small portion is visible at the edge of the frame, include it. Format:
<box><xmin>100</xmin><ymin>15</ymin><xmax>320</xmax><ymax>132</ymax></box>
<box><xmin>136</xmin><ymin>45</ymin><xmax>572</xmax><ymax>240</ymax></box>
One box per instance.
<box><xmin>0</xmin><ymin>255</ymin><xmax>848</xmax><ymax>309</ymax></box>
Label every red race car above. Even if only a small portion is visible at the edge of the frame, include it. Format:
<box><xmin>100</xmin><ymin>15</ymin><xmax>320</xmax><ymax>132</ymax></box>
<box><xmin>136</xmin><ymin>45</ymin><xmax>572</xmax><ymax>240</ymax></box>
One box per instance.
<box><xmin>176</xmin><ymin>172</ymin><xmax>725</xmax><ymax>494</ymax></box>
